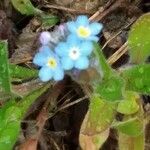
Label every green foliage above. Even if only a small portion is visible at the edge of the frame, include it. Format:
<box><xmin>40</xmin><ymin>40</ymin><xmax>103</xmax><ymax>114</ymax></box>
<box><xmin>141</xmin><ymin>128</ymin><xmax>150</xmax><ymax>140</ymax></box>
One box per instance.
<box><xmin>0</xmin><ymin>41</ymin><xmax>11</xmax><ymax>93</ymax></box>
<box><xmin>11</xmin><ymin>0</ymin><xmax>42</xmax><ymax>15</ymax></box>
<box><xmin>121</xmin><ymin>64</ymin><xmax>150</xmax><ymax>94</ymax></box>
<box><xmin>117</xmin><ymin>91</ymin><xmax>139</xmax><ymax>115</ymax></box>
<box><xmin>93</xmin><ymin>42</ymin><xmax>112</xmax><ymax>79</ymax></box>
<box><xmin>128</xmin><ymin>13</ymin><xmax>150</xmax><ymax>63</ymax></box>
<box><xmin>93</xmin><ymin>43</ymin><xmax>125</xmax><ymax>102</ymax></box>
<box><xmin>87</xmin><ymin>94</ymin><xmax>116</xmax><ymax>133</ymax></box>
<box><xmin>79</xmin><ymin>94</ymin><xmax>116</xmax><ymax>149</ymax></box>
<box><xmin>39</xmin><ymin>14</ymin><xmax>59</xmax><ymax>27</ymax></box>
<box><xmin>80</xmin><ymin>129</ymin><xmax>110</xmax><ymax>150</ymax></box>
<box><xmin>95</xmin><ymin>74</ymin><xmax>125</xmax><ymax>102</ymax></box>
<box><xmin>9</xmin><ymin>64</ymin><xmax>38</xmax><ymax>80</ymax></box>
<box><xmin>118</xmin><ymin>132</ymin><xmax>145</xmax><ymax>150</ymax></box>
<box><xmin>113</xmin><ymin>118</ymin><xmax>143</xmax><ymax>137</ymax></box>
<box><xmin>0</xmin><ymin>85</ymin><xmax>49</xmax><ymax>150</ymax></box>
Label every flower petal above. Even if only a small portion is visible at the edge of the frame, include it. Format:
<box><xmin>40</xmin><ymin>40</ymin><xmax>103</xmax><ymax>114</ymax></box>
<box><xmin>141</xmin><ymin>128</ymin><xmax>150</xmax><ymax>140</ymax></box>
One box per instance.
<box><xmin>39</xmin><ymin>31</ymin><xmax>52</xmax><ymax>45</ymax></box>
<box><xmin>33</xmin><ymin>52</ymin><xmax>48</xmax><ymax>66</ymax></box>
<box><xmin>76</xmin><ymin>15</ymin><xmax>89</xmax><ymax>26</ymax></box>
<box><xmin>39</xmin><ymin>46</ymin><xmax>52</xmax><ymax>56</ymax></box>
<box><xmin>80</xmin><ymin>41</ymin><xmax>93</xmax><ymax>56</ymax></box>
<box><xmin>75</xmin><ymin>57</ymin><xmax>89</xmax><ymax>69</ymax></box>
<box><xmin>61</xmin><ymin>57</ymin><xmax>74</xmax><ymax>70</ymax></box>
<box><xmin>53</xmin><ymin>67</ymin><xmax>64</xmax><ymax>81</ymax></box>
<box><xmin>67</xmin><ymin>21</ymin><xmax>77</xmax><ymax>33</ymax></box>
<box><xmin>67</xmin><ymin>34</ymin><xmax>80</xmax><ymax>46</ymax></box>
<box><xmin>88</xmin><ymin>35</ymin><xmax>99</xmax><ymax>42</ymax></box>
<box><xmin>89</xmin><ymin>22</ymin><xmax>103</xmax><ymax>35</ymax></box>
<box><xmin>55</xmin><ymin>42</ymin><xmax>69</xmax><ymax>57</ymax></box>
<box><xmin>39</xmin><ymin>66</ymin><xmax>53</xmax><ymax>82</ymax></box>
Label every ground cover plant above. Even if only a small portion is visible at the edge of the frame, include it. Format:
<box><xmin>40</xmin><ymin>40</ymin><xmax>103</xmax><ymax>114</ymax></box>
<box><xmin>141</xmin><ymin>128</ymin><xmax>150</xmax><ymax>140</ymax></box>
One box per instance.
<box><xmin>0</xmin><ymin>0</ymin><xmax>150</xmax><ymax>149</ymax></box>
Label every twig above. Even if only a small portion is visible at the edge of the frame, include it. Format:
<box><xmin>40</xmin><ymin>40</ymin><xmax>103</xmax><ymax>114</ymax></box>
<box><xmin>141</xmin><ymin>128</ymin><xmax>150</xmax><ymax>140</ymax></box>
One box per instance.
<box><xmin>90</xmin><ymin>0</ymin><xmax>128</xmax><ymax>21</ymax></box>
<box><xmin>102</xmin><ymin>31</ymin><xmax>122</xmax><ymax>50</ymax></box>
<box><xmin>102</xmin><ymin>18</ymin><xmax>136</xmax><ymax>50</ymax></box>
<box><xmin>44</xmin><ymin>4</ymin><xmax>93</xmax><ymax>15</ymax></box>
<box><xmin>89</xmin><ymin>0</ymin><xmax>115</xmax><ymax>21</ymax></box>
<box><xmin>57</xmin><ymin>96</ymin><xmax>88</xmax><ymax>112</ymax></box>
<box><xmin>107</xmin><ymin>42</ymin><xmax>128</xmax><ymax>65</ymax></box>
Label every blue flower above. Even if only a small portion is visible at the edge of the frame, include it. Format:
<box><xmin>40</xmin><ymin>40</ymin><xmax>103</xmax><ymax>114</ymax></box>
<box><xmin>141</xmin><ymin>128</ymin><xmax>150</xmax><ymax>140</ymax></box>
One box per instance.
<box><xmin>55</xmin><ymin>34</ymin><xmax>93</xmax><ymax>70</ymax></box>
<box><xmin>67</xmin><ymin>15</ymin><xmax>103</xmax><ymax>41</ymax></box>
<box><xmin>39</xmin><ymin>31</ymin><xmax>52</xmax><ymax>45</ymax></box>
<box><xmin>33</xmin><ymin>46</ymin><xmax>64</xmax><ymax>82</ymax></box>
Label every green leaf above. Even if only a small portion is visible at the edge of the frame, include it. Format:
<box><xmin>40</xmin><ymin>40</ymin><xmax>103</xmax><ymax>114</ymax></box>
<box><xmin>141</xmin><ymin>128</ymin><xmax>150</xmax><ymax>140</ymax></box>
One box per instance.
<box><xmin>82</xmin><ymin>94</ymin><xmax>116</xmax><ymax>134</ymax></box>
<box><xmin>80</xmin><ymin>129</ymin><xmax>110</xmax><ymax>150</ymax></box>
<box><xmin>0</xmin><ymin>122</ymin><xmax>20</xmax><ymax>149</ymax></box>
<box><xmin>93</xmin><ymin>43</ymin><xmax>125</xmax><ymax>102</ymax></box>
<box><xmin>95</xmin><ymin>75</ymin><xmax>125</xmax><ymax>102</ymax></box>
<box><xmin>121</xmin><ymin>64</ymin><xmax>150</xmax><ymax>94</ymax></box>
<box><xmin>117</xmin><ymin>91</ymin><xmax>139</xmax><ymax>115</ymax></box>
<box><xmin>0</xmin><ymin>85</ymin><xmax>49</xmax><ymax>150</ymax></box>
<box><xmin>40</xmin><ymin>14</ymin><xmax>59</xmax><ymax>27</ymax></box>
<box><xmin>11</xmin><ymin>0</ymin><xmax>42</xmax><ymax>15</ymax></box>
<box><xmin>128</xmin><ymin>13</ymin><xmax>150</xmax><ymax>63</ymax></box>
<box><xmin>118</xmin><ymin>132</ymin><xmax>145</xmax><ymax>150</ymax></box>
<box><xmin>9</xmin><ymin>64</ymin><xmax>38</xmax><ymax>79</ymax></box>
<box><xmin>113</xmin><ymin>118</ymin><xmax>143</xmax><ymax>137</ymax></box>
<box><xmin>79</xmin><ymin>94</ymin><xmax>116</xmax><ymax>149</ymax></box>
<box><xmin>17</xmin><ymin>84</ymin><xmax>49</xmax><ymax>115</ymax></box>
<box><xmin>0</xmin><ymin>41</ymin><xmax>11</xmax><ymax>93</ymax></box>
<box><xmin>93</xmin><ymin>42</ymin><xmax>112</xmax><ymax>79</ymax></box>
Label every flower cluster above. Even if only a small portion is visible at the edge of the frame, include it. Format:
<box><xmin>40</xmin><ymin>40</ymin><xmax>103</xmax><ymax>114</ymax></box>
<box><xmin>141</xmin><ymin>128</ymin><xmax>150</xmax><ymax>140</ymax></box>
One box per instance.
<box><xmin>33</xmin><ymin>15</ymin><xmax>103</xmax><ymax>82</ymax></box>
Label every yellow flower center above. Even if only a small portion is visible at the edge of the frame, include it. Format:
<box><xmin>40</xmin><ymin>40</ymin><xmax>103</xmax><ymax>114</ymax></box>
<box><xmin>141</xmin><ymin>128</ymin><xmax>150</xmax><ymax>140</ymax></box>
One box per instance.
<box><xmin>77</xmin><ymin>26</ymin><xmax>91</xmax><ymax>38</ymax></box>
<box><xmin>47</xmin><ymin>58</ymin><xmax>57</xmax><ymax>68</ymax></box>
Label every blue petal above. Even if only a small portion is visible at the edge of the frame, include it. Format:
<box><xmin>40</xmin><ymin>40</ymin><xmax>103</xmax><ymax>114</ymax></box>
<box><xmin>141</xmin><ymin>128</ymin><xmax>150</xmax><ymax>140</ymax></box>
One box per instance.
<box><xmin>39</xmin><ymin>66</ymin><xmax>53</xmax><ymax>82</ymax></box>
<box><xmin>33</xmin><ymin>52</ymin><xmax>48</xmax><ymax>66</ymax></box>
<box><xmin>89</xmin><ymin>22</ymin><xmax>103</xmax><ymax>35</ymax></box>
<box><xmin>61</xmin><ymin>57</ymin><xmax>74</xmax><ymax>70</ymax></box>
<box><xmin>80</xmin><ymin>41</ymin><xmax>93</xmax><ymax>56</ymax></box>
<box><xmin>88</xmin><ymin>35</ymin><xmax>99</xmax><ymax>42</ymax></box>
<box><xmin>76</xmin><ymin>15</ymin><xmax>89</xmax><ymax>26</ymax></box>
<box><xmin>55</xmin><ymin>42</ymin><xmax>69</xmax><ymax>57</ymax></box>
<box><xmin>67</xmin><ymin>21</ymin><xmax>77</xmax><ymax>33</ymax></box>
<box><xmin>75</xmin><ymin>57</ymin><xmax>89</xmax><ymax>69</ymax></box>
<box><xmin>67</xmin><ymin>34</ymin><xmax>80</xmax><ymax>46</ymax></box>
<box><xmin>53</xmin><ymin>67</ymin><xmax>64</xmax><ymax>81</ymax></box>
<box><xmin>39</xmin><ymin>46</ymin><xmax>52</xmax><ymax>56</ymax></box>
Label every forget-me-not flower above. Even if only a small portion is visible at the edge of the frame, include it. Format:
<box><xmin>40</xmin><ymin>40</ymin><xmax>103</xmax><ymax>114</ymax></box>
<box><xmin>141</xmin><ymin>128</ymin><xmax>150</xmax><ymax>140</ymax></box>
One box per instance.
<box><xmin>33</xmin><ymin>46</ymin><xmax>64</xmax><ymax>81</ymax></box>
<box><xmin>67</xmin><ymin>15</ymin><xmax>103</xmax><ymax>41</ymax></box>
<box><xmin>55</xmin><ymin>34</ymin><xmax>93</xmax><ymax>70</ymax></box>
<box><xmin>39</xmin><ymin>31</ymin><xmax>52</xmax><ymax>45</ymax></box>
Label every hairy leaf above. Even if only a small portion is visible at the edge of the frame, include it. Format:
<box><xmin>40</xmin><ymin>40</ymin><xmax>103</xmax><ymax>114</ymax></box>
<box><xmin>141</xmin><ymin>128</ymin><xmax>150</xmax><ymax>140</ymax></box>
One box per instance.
<box><xmin>11</xmin><ymin>0</ymin><xmax>41</xmax><ymax>15</ymax></box>
<box><xmin>118</xmin><ymin>132</ymin><xmax>145</xmax><ymax>150</ymax></box>
<box><xmin>9</xmin><ymin>64</ymin><xmax>38</xmax><ymax>80</ymax></box>
<box><xmin>95</xmin><ymin>74</ymin><xmax>125</xmax><ymax>102</ymax></box>
<box><xmin>0</xmin><ymin>41</ymin><xmax>11</xmax><ymax>93</ymax></box>
<box><xmin>79</xmin><ymin>94</ymin><xmax>116</xmax><ymax>149</ymax></box>
<box><xmin>113</xmin><ymin>118</ymin><xmax>143</xmax><ymax>137</ymax></box>
<box><xmin>0</xmin><ymin>85</ymin><xmax>49</xmax><ymax>150</ymax></box>
<box><xmin>128</xmin><ymin>13</ymin><xmax>150</xmax><ymax>63</ymax></box>
<box><xmin>93</xmin><ymin>42</ymin><xmax>112</xmax><ymax>79</ymax></box>
<box><xmin>117</xmin><ymin>91</ymin><xmax>139</xmax><ymax>115</ymax></box>
<box><xmin>40</xmin><ymin>14</ymin><xmax>59</xmax><ymax>27</ymax></box>
<box><xmin>121</xmin><ymin>64</ymin><xmax>150</xmax><ymax>94</ymax></box>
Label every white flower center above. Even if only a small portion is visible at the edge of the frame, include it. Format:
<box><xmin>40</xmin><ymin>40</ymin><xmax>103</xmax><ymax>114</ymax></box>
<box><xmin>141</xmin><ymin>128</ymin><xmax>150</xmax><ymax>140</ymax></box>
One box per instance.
<box><xmin>69</xmin><ymin>47</ymin><xmax>80</xmax><ymax>60</ymax></box>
